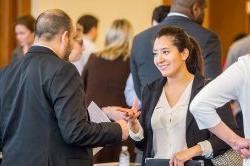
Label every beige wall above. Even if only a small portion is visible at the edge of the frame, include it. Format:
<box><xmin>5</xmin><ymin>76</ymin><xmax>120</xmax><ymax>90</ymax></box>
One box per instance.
<box><xmin>31</xmin><ymin>0</ymin><xmax>162</xmax><ymax>49</ymax></box>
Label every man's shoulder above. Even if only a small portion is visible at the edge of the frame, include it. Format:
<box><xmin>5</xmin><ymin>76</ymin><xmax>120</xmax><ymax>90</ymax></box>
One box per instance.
<box><xmin>165</xmin><ymin>16</ymin><xmax>216</xmax><ymax>34</ymax></box>
<box><xmin>0</xmin><ymin>61</ymin><xmax>24</xmax><ymax>92</ymax></box>
<box><xmin>134</xmin><ymin>24</ymin><xmax>163</xmax><ymax>41</ymax></box>
<box><xmin>134</xmin><ymin>17</ymin><xmax>217</xmax><ymax>43</ymax></box>
<box><xmin>43</xmin><ymin>56</ymin><xmax>78</xmax><ymax>76</ymax></box>
<box><xmin>0</xmin><ymin>60</ymin><xmax>22</xmax><ymax>78</ymax></box>
<box><xmin>0</xmin><ymin>64</ymin><xmax>11</xmax><ymax>80</ymax></box>
<box><xmin>168</xmin><ymin>18</ymin><xmax>218</xmax><ymax>40</ymax></box>
<box><xmin>25</xmin><ymin>47</ymin><xmax>78</xmax><ymax>80</ymax></box>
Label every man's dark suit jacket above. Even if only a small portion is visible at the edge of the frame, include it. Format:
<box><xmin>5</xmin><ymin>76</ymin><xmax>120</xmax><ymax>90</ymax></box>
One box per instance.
<box><xmin>130</xmin><ymin>74</ymin><xmax>238</xmax><ymax>166</ymax></box>
<box><xmin>0</xmin><ymin>46</ymin><xmax>122</xmax><ymax>166</ymax></box>
<box><xmin>131</xmin><ymin>15</ymin><xmax>222</xmax><ymax>99</ymax></box>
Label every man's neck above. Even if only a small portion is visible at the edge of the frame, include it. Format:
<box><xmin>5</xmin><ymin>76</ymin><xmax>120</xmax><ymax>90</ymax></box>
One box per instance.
<box><xmin>33</xmin><ymin>40</ymin><xmax>58</xmax><ymax>56</ymax></box>
<box><xmin>169</xmin><ymin>7</ymin><xmax>193</xmax><ymax>20</ymax></box>
<box><xmin>84</xmin><ymin>32</ymin><xmax>96</xmax><ymax>42</ymax></box>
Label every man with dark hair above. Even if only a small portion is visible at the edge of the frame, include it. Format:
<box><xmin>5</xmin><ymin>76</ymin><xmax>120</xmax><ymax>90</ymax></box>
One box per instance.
<box><xmin>77</xmin><ymin>15</ymin><xmax>98</xmax><ymax>36</ymax></box>
<box><xmin>0</xmin><ymin>9</ymin><xmax>128</xmax><ymax>166</ymax></box>
<box><xmin>152</xmin><ymin>5</ymin><xmax>170</xmax><ymax>26</ymax></box>
<box><xmin>131</xmin><ymin>0</ymin><xmax>222</xmax><ymax>99</ymax></box>
<box><xmin>73</xmin><ymin>14</ymin><xmax>98</xmax><ymax>74</ymax></box>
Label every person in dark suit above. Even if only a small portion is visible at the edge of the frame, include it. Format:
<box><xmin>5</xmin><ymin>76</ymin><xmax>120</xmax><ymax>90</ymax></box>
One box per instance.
<box><xmin>131</xmin><ymin>0</ymin><xmax>222</xmax><ymax>99</ymax></box>
<box><xmin>0</xmin><ymin>9</ymin><xmax>128</xmax><ymax>166</ymax></box>
<box><xmin>127</xmin><ymin>26</ymin><xmax>237</xmax><ymax>166</ymax></box>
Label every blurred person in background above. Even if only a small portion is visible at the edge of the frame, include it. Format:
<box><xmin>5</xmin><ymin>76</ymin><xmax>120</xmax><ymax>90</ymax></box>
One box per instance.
<box><xmin>152</xmin><ymin>5</ymin><xmax>171</xmax><ymax>26</ymax></box>
<box><xmin>12</xmin><ymin>15</ymin><xmax>35</xmax><ymax>62</ymax></box>
<box><xmin>69</xmin><ymin>30</ymin><xmax>84</xmax><ymax>63</ymax></box>
<box><xmin>73</xmin><ymin>14</ymin><xmax>98</xmax><ymax>74</ymax></box>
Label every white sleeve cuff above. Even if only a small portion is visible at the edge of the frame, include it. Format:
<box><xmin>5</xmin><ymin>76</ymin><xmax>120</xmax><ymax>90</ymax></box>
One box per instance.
<box><xmin>128</xmin><ymin>121</ymin><xmax>144</xmax><ymax>141</ymax></box>
<box><xmin>198</xmin><ymin>140</ymin><xmax>213</xmax><ymax>159</ymax></box>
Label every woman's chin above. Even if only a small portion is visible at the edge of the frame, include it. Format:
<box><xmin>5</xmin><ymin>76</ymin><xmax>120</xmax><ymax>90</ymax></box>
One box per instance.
<box><xmin>160</xmin><ymin>71</ymin><xmax>170</xmax><ymax>77</ymax></box>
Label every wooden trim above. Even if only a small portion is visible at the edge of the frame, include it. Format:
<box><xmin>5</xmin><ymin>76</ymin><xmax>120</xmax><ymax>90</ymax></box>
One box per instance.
<box><xmin>0</xmin><ymin>0</ymin><xmax>16</xmax><ymax>67</ymax></box>
<box><xmin>17</xmin><ymin>0</ymin><xmax>31</xmax><ymax>16</ymax></box>
<box><xmin>162</xmin><ymin>0</ymin><xmax>172</xmax><ymax>5</ymax></box>
<box><xmin>0</xmin><ymin>0</ymin><xmax>31</xmax><ymax>67</ymax></box>
<box><xmin>208</xmin><ymin>0</ymin><xmax>248</xmax><ymax>64</ymax></box>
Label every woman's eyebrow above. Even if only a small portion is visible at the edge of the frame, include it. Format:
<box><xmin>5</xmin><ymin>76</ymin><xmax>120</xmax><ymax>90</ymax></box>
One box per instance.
<box><xmin>153</xmin><ymin>47</ymin><xmax>169</xmax><ymax>52</ymax></box>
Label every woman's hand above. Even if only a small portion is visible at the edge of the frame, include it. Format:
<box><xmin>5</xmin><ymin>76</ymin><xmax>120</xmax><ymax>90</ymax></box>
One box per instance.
<box><xmin>125</xmin><ymin>99</ymin><xmax>141</xmax><ymax>134</ymax></box>
<box><xmin>127</xmin><ymin>99</ymin><xmax>141</xmax><ymax>121</ymax></box>
<box><xmin>102</xmin><ymin>99</ymin><xmax>141</xmax><ymax>133</ymax></box>
<box><xmin>102</xmin><ymin>99</ymin><xmax>140</xmax><ymax>122</ymax></box>
<box><xmin>102</xmin><ymin>106</ymin><xmax>128</xmax><ymax>121</ymax></box>
<box><xmin>169</xmin><ymin>145</ymin><xmax>202</xmax><ymax>166</ymax></box>
<box><xmin>169</xmin><ymin>149</ymin><xmax>193</xmax><ymax>166</ymax></box>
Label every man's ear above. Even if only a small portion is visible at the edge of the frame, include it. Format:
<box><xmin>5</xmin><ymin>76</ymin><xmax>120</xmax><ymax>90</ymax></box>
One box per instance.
<box><xmin>191</xmin><ymin>2</ymin><xmax>200</xmax><ymax>18</ymax></box>
<box><xmin>61</xmin><ymin>31</ymin><xmax>69</xmax><ymax>46</ymax></box>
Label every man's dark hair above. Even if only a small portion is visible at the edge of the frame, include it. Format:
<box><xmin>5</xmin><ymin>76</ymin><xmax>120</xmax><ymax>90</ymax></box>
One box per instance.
<box><xmin>35</xmin><ymin>9</ymin><xmax>72</xmax><ymax>41</ymax></box>
<box><xmin>171</xmin><ymin>0</ymin><xmax>205</xmax><ymax>9</ymax></box>
<box><xmin>77</xmin><ymin>15</ymin><xmax>98</xmax><ymax>34</ymax></box>
<box><xmin>15</xmin><ymin>15</ymin><xmax>36</xmax><ymax>32</ymax></box>
<box><xmin>152</xmin><ymin>5</ymin><xmax>170</xmax><ymax>24</ymax></box>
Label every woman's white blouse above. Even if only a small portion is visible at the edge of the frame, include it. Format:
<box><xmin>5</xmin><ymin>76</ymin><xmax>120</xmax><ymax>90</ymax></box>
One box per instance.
<box><xmin>130</xmin><ymin>79</ymin><xmax>213</xmax><ymax>159</ymax></box>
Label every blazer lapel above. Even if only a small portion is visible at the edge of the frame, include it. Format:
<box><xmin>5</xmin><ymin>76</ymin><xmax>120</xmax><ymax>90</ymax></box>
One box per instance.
<box><xmin>186</xmin><ymin>74</ymin><xmax>205</xmax><ymax>130</ymax></box>
<box><xmin>145</xmin><ymin>77</ymin><xmax>167</xmax><ymax>129</ymax></box>
<box><xmin>150</xmin><ymin>77</ymin><xmax>167</xmax><ymax>109</ymax></box>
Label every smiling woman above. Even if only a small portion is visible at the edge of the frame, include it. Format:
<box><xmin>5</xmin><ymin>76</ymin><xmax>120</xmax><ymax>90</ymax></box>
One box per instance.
<box><xmin>127</xmin><ymin>26</ymin><xmax>239</xmax><ymax>166</ymax></box>
<box><xmin>152</xmin><ymin>26</ymin><xmax>203</xmax><ymax>78</ymax></box>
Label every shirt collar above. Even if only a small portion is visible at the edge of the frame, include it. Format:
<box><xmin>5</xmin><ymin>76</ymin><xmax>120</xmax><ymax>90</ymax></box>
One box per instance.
<box><xmin>167</xmin><ymin>12</ymin><xmax>190</xmax><ymax>19</ymax></box>
<box><xmin>32</xmin><ymin>43</ymin><xmax>57</xmax><ymax>55</ymax></box>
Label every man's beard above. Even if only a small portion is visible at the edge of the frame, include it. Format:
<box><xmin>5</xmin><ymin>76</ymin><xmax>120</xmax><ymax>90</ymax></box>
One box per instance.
<box><xmin>195</xmin><ymin>14</ymin><xmax>204</xmax><ymax>25</ymax></box>
<box><xmin>63</xmin><ymin>44</ymin><xmax>72</xmax><ymax>61</ymax></box>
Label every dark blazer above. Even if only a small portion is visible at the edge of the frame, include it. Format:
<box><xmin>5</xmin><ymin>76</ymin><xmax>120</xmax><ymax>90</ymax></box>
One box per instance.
<box><xmin>0</xmin><ymin>46</ymin><xmax>122</xmax><ymax>166</ymax></box>
<box><xmin>130</xmin><ymin>15</ymin><xmax>222</xmax><ymax>99</ymax></box>
<box><xmin>130</xmin><ymin>74</ymin><xmax>238</xmax><ymax>166</ymax></box>
<box><xmin>11</xmin><ymin>46</ymin><xmax>24</xmax><ymax>63</ymax></box>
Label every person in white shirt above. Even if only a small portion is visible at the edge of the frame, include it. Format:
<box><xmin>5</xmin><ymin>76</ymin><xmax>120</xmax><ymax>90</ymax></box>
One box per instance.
<box><xmin>73</xmin><ymin>15</ymin><xmax>98</xmax><ymax>75</ymax></box>
<box><xmin>126</xmin><ymin>26</ymin><xmax>238</xmax><ymax>166</ymax></box>
<box><xmin>190</xmin><ymin>55</ymin><xmax>250</xmax><ymax>166</ymax></box>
